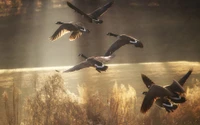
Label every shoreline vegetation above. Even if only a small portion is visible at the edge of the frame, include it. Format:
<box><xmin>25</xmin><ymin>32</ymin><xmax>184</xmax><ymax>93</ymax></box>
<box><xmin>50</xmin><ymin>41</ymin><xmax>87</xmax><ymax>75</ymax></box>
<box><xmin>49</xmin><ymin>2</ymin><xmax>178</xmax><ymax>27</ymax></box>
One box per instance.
<box><xmin>1</xmin><ymin>74</ymin><xmax>200</xmax><ymax>125</ymax></box>
<box><xmin>1</xmin><ymin>0</ymin><xmax>200</xmax><ymax>17</ymax></box>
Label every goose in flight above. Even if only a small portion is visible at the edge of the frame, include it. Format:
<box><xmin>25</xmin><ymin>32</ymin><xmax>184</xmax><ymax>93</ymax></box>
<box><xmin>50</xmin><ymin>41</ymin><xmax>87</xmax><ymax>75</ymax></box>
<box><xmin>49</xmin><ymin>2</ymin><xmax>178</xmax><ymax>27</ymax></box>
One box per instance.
<box><xmin>67</xmin><ymin>1</ymin><xmax>114</xmax><ymax>24</ymax></box>
<box><xmin>140</xmin><ymin>84</ymin><xmax>174</xmax><ymax>113</ymax></box>
<box><xmin>142</xmin><ymin>69</ymin><xmax>192</xmax><ymax>104</ymax></box>
<box><xmin>165</xmin><ymin>69</ymin><xmax>192</xmax><ymax>103</ymax></box>
<box><xmin>56</xmin><ymin>54</ymin><xmax>115</xmax><ymax>73</ymax></box>
<box><xmin>50</xmin><ymin>21</ymin><xmax>90</xmax><ymax>42</ymax></box>
<box><xmin>141</xmin><ymin>74</ymin><xmax>179</xmax><ymax>113</ymax></box>
<box><xmin>104</xmin><ymin>32</ymin><xmax>143</xmax><ymax>56</ymax></box>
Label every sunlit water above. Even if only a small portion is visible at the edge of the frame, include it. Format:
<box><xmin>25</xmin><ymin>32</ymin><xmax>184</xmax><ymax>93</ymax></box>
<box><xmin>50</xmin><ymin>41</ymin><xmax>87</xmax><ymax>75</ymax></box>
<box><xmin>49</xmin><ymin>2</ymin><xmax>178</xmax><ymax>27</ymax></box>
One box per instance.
<box><xmin>0</xmin><ymin>61</ymin><xmax>200</xmax><ymax>124</ymax></box>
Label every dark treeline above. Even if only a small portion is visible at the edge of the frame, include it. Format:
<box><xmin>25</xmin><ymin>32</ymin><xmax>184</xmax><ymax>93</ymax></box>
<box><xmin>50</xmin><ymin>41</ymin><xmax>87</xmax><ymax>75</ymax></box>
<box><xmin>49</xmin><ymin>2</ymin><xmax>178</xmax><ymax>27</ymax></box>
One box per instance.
<box><xmin>1</xmin><ymin>0</ymin><xmax>200</xmax><ymax>16</ymax></box>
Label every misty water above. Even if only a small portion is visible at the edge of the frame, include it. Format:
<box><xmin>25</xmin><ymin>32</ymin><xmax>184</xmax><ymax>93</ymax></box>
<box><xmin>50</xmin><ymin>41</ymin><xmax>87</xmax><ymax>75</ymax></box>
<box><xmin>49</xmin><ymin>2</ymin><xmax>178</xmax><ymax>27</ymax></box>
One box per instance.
<box><xmin>0</xmin><ymin>0</ymin><xmax>200</xmax><ymax>125</ymax></box>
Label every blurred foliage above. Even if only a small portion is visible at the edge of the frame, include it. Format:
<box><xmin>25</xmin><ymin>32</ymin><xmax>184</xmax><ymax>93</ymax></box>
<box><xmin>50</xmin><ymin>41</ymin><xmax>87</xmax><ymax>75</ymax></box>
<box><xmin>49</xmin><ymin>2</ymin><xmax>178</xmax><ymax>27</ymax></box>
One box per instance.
<box><xmin>0</xmin><ymin>0</ymin><xmax>200</xmax><ymax>17</ymax></box>
<box><xmin>22</xmin><ymin>74</ymin><xmax>137</xmax><ymax>125</ymax></box>
<box><xmin>1</xmin><ymin>82</ymin><xmax>21</xmax><ymax>125</ymax></box>
<box><xmin>1</xmin><ymin>73</ymin><xmax>200</xmax><ymax>125</ymax></box>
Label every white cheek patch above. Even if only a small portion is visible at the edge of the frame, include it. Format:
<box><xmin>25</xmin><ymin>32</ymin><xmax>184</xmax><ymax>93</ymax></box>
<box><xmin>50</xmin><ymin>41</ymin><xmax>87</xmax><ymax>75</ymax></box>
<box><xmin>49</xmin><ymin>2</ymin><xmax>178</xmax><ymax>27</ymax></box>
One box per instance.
<box><xmin>130</xmin><ymin>40</ymin><xmax>138</xmax><ymax>44</ymax></box>
<box><xmin>92</xmin><ymin>19</ymin><xmax>100</xmax><ymax>23</ymax></box>
<box><xmin>170</xmin><ymin>96</ymin><xmax>182</xmax><ymax>100</ymax></box>
<box><xmin>162</xmin><ymin>103</ymin><xmax>173</xmax><ymax>108</ymax></box>
<box><xmin>80</xmin><ymin>28</ymin><xmax>87</xmax><ymax>32</ymax></box>
<box><xmin>95</xmin><ymin>64</ymin><xmax>105</xmax><ymax>68</ymax></box>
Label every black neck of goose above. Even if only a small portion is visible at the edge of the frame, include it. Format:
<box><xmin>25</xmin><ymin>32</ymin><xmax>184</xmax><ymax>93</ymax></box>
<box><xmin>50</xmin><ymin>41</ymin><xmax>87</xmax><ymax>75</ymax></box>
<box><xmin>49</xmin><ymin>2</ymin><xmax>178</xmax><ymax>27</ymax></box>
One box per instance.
<box><xmin>108</xmin><ymin>32</ymin><xmax>118</xmax><ymax>37</ymax></box>
<box><xmin>79</xmin><ymin>54</ymin><xmax>88</xmax><ymax>59</ymax></box>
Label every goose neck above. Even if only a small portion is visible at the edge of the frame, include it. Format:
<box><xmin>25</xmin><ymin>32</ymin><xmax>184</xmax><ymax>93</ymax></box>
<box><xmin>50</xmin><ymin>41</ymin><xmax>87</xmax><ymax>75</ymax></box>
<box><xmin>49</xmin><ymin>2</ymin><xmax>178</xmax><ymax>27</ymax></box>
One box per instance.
<box><xmin>109</xmin><ymin>32</ymin><xmax>118</xmax><ymax>37</ymax></box>
<box><xmin>80</xmin><ymin>54</ymin><xmax>88</xmax><ymax>59</ymax></box>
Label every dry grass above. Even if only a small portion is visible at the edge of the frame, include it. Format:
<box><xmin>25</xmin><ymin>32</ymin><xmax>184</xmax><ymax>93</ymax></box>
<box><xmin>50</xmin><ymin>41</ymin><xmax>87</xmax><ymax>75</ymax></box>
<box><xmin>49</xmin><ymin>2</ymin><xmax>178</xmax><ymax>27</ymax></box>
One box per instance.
<box><xmin>1</xmin><ymin>83</ymin><xmax>21</xmax><ymax>125</ymax></box>
<box><xmin>159</xmin><ymin>79</ymin><xmax>200</xmax><ymax>125</ymax></box>
<box><xmin>22</xmin><ymin>74</ymin><xmax>87</xmax><ymax>125</ymax></box>
<box><xmin>2</xmin><ymin>73</ymin><xmax>200</xmax><ymax>125</ymax></box>
<box><xmin>21</xmin><ymin>74</ymin><xmax>137</xmax><ymax>125</ymax></box>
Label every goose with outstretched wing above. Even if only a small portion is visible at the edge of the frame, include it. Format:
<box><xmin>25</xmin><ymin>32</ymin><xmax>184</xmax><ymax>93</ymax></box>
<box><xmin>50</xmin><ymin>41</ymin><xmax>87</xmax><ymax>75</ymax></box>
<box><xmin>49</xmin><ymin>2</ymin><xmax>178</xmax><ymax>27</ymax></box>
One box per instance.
<box><xmin>141</xmin><ymin>74</ymin><xmax>178</xmax><ymax>113</ymax></box>
<box><xmin>50</xmin><ymin>22</ymin><xmax>90</xmax><ymax>42</ymax></box>
<box><xmin>105</xmin><ymin>32</ymin><xmax>143</xmax><ymax>56</ymax></box>
<box><xmin>67</xmin><ymin>1</ymin><xmax>114</xmax><ymax>24</ymax></box>
<box><xmin>56</xmin><ymin>54</ymin><xmax>115</xmax><ymax>73</ymax></box>
<box><xmin>141</xmin><ymin>84</ymin><xmax>174</xmax><ymax>113</ymax></box>
<box><xmin>165</xmin><ymin>69</ymin><xmax>193</xmax><ymax>103</ymax></box>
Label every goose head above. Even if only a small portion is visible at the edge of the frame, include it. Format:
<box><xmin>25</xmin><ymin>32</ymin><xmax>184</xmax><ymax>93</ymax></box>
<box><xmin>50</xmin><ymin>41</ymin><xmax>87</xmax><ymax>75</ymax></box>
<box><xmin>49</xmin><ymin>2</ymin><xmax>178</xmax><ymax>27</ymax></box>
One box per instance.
<box><xmin>78</xmin><ymin>54</ymin><xmax>83</xmax><ymax>57</ymax></box>
<box><xmin>106</xmin><ymin>32</ymin><xmax>118</xmax><ymax>37</ymax></box>
<box><xmin>93</xmin><ymin>19</ymin><xmax>103</xmax><ymax>24</ymax></box>
<box><xmin>80</xmin><ymin>27</ymin><xmax>90</xmax><ymax>33</ymax></box>
<box><xmin>78</xmin><ymin>54</ymin><xmax>88</xmax><ymax>59</ymax></box>
<box><xmin>164</xmin><ymin>104</ymin><xmax>178</xmax><ymax>113</ymax></box>
<box><xmin>56</xmin><ymin>21</ymin><xmax>64</xmax><ymax>25</ymax></box>
<box><xmin>96</xmin><ymin>65</ymin><xmax>108</xmax><ymax>72</ymax></box>
<box><xmin>169</xmin><ymin>95</ymin><xmax>186</xmax><ymax>103</ymax></box>
<box><xmin>107</xmin><ymin>32</ymin><xmax>112</xmax><ymax>36</ymax></box>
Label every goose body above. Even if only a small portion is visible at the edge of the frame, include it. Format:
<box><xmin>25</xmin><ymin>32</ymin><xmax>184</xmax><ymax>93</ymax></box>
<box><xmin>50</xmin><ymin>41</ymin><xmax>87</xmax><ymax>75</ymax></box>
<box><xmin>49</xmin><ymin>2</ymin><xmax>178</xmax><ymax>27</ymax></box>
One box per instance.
<box><xmin>142</xmin><ymin>90</ymin><xmax>178</xmax><ymax>113</ymax></box>
<box><xmin>67</xmin><ymin>1</ymin><xmax>114</xmax><ymax>24</ymax></box>
<box><xmin>50</xmin><ymin>22</ymin><xmax>90</xmax><ymax>42</ymax></box>
<box><xmin>57</xmin><ymin>54</ymin><xmax>114</xmax><ymax>73</ymax></box>
<box><xmin>105</xmin><ymin>32</ymin><xmax>143</xmax><ymax>56</ymax></box>
<box><xmin>164</xmin><ymin>80</ymin><xmax>186</xmax><ymax>103</ymax></box>
<box><xmin>141</xmin><ymin>74</ymin><xmax>186</xmax><ymax>104</ymax></box>
<box><xmin>141</xmin><ymin>69</ymin><xmax>192</xmax><ymax>112</ymax></box>
<box><xmin>141</xmin><ymin>84</ymin><xmax>174</xmax><ymax>113</ymax></box>
<box><xmin>164</xmin><ymin>69</ymin><xmax>192</xmax><ymax>103</ymax></box>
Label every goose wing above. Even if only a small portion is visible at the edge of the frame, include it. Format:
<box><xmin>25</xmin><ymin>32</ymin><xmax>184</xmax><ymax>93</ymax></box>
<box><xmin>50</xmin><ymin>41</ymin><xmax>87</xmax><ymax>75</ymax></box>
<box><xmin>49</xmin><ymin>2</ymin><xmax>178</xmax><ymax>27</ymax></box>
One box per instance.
<box><xmin>104</xmin><ymin>39</ymin><xmax>129</xmax><ymax>56</ymax></box>
<box><xmin>50</xmin><ymin>23</ymin><xmax>76</xmax><ymax>41</ymax></box>
<box><xmin>141</xmin><ymin>74</ymin><xmax>155</xmax><ymax>89</ymax></box>
<box><xmin>141</xmin><ymin>85</ymin><xmax>173</xmax><ymax>113</ymax></box>
<box><xmin>89</xmin><ymin>1</ymin><xmax>114</xmax><ymax>19</ymax></box>
<box><xmin>94</xmin><ymin>54</ymin><xmax>115</xmax><ymax>63</ymax></box>
<box><xmin>63</xmin><ymin>61</ymin><xmax>92</xmax><ymax>72</ymax></box>
<box><xmin>166</xmin><ymin>80</ymin><xmax>185</xmax><ymax>93</ymax></box>
<box><xmin>67</xmin><ymin>2</ymin><xmax>92</xmax><ymax>23</ymax></box>
<box><xmin>178</xmin><ymin>69</ymin><xmax>193</xmax><ymax>86</ymax></box>
<box><xmin>69</xmin><ymin>31</ymin><xmax>82</xmax><ymax>41</ymax></box>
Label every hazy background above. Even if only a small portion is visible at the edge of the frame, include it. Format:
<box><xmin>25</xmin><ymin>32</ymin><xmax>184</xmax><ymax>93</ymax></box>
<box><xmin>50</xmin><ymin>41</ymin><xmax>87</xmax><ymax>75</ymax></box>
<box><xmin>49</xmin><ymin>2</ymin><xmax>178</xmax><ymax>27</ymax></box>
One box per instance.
<box><xmin>0</xmin><ymin>0</ymin><xmax>200</xmax><ymax>69</ymax></box>
<box><xmin>1</xmin><ymin>1</ymin><xmax>200</xmax><ymax>124</ymax></box>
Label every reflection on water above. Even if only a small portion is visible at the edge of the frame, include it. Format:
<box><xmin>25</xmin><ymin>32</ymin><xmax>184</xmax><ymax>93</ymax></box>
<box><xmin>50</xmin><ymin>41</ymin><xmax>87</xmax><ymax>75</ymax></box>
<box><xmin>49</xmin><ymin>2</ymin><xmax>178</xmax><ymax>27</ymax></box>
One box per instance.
<box><xmin>0</xmin><ymin>0</ymin><xmax>68</xmax><ymax>17</ymax></box>
<box><xmin>0</xmin><ymin>0</ymin><xmax>200</xmax><ymax>68</ymax></box>
<box><xmin>0</xmin><ymin>61</ymin><xmax>199</xmax><ymax>92</ymax></box>
<box><xmin>0</xmin><ymin>61</ymin><xmax>200</xmax><ymax>123</ymax></box>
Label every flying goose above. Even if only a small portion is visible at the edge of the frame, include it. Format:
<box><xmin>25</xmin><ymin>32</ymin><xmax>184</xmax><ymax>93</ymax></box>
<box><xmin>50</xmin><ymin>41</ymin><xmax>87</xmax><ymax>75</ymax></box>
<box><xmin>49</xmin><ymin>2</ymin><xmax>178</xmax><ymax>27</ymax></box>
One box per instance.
<box><xmin>67</xmin><ymin>1</ymin><xmax>114</xmax><ymax>24</ymax></box>
<box><xmin>104</xmin><ymin>32</ymin><xmax>144</xmax><ymax>56</ymax></box>
<box><xmin>141</xmin><ymin>69</ymin><xmax>192</xmax><ymax>104</ymax></box>
<box><xmin>141</xmin><ymin>84</ymin><xmax>174</xmax><ymax>113</ymax></box>
<box><xmin>143</xmin><ymin>91</ymin><xmax>178</xmax><ymax>113</ymax></box>
<box><xmin>57</xmin><ymin>54</ymin><xmax>115</xmax><ymax>73</ymax></box>
<box><xmin>50</xmin><ymin>22</ymin><xmax>90</xmax><ymax>42</ymax></box>
<box><xmin>141</xmin><ymin>74</ymin><xmax>178</xmax><ymax>113</ymax></box>
<box><xmin>165</xmin><ymin>69</ymin><xmax>192</xmax><ymax>103</ymax></box>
